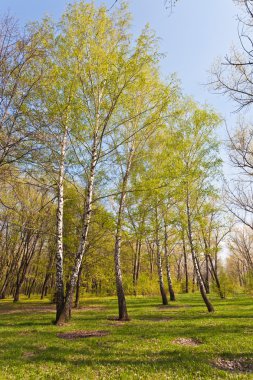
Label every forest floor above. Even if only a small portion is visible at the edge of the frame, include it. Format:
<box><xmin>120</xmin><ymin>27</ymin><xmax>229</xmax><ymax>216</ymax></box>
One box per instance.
<box><xmin>0</xmin><ymin>293</ymin><xmax>252</xmax><ymax>379</ymax></box>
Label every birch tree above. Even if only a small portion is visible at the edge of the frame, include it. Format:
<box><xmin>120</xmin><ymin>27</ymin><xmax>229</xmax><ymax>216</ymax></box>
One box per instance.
<box><xmin>111</xmin><ymin>72</ymin><xmax>172</xmax><ymax>318</ymax></box>
<box><xmin>54</xmin><ymin>2</ymin><xmax>172</xmax><ymax>323</ymax></box>
<box><xmin>175</xmin><ymin>103</ymin><xmax>221</xmax><ymax>311</ymax></box>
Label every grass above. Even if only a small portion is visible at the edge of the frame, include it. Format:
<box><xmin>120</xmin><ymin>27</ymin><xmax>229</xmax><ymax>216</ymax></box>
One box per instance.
<box><xmin>0</xmin><ymin>293</ymin><xmax>253</xmax><ymax>379</ymax></box>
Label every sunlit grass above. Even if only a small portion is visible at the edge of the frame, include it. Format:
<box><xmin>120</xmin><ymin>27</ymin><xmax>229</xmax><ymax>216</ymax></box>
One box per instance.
<box><xmin>0</xmin><ymin>293</ymin><xmax>252</xmax><ymax>379</ymax></box>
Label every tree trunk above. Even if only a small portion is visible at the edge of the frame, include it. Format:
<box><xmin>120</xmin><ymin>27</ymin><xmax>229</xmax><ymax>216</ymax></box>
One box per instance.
<box><xmin>195</xmin><ymin>254</ymin><xmax>208</xmax><ymax>293</ymax></box>
<box><xmin>56</xmin><ymin>132</ymin><xmax>98</xmax><ymax>324</ymax></box>
<box><xmin>186</xmin><ymin>194</ymin><xmax>214</xmax><ymax>312</ymax></box>
<box><xmin>202</xmin><ymin>236</ymin><xmax>210</xmax><ymax>294</ymax></box>
<box><xmin>28</xmin><ymin>278</ymin><xmax>36</xmax><ymax>299</ymax></box>
<box><xmin>164</xmin><ymin>223</ymin><xmax>175</xmax><ymax>301</ymax></box>
<box><xmin>74</xmin><ymin>265</ymin><xmax>82</xmax><ymax>308</ymax></box>
<box><xmin>13</xmin><ymin>281</ymin><xmax>21</xmax><ymax>302</ymax></box>
<box><xmin>192</xmin><ymin>268</ymin><xmax>195</xmax><ymax>293</ymax></box>
<box><xmin>114</xmin><ymin>234</ymin><xmax>129</xmax><ymax>320</ymax></box>
<box><xmin>208</xmin><ymin>254</ymin><xmax>224</xmax><ymax>298</ymax></box>
<box><xmin>147</xmin><ymin>239</ymin><xmax>155</xmax><ymax>279</ymax></box>
<box><xmin>133</xmin><ymin>239</ymin><xmax>141</xmax><ymax>296</ymax></box>
<box><xmin>182</xmin><ymin>231</ymin><xmax>189</xmax><ymax>293</ymax></box>
<box><xmin>205</xmin><ymin>254</ymin><xmax>210</xmax><ymax>294</ymax></box>
<box><xmin>0</xmin><ymin>272</ymin><xmax>10</xmax><ymax>299</ymax></box>
<box><xmin>155</xmin><ymin>207</ymin><xmax>168</xmax><ymax>305</ymax></box>
<box><xmin>55</xmin><ymin>125</ymin><xmax>68</xmax><ymax>323</ymax></box>
<box><xmin>13</xmin><ymin>235</ymin><xmax>40</xmax><ymax>302</ymax></box>
<box><xmin>41</xmin><ymin>273</ymin><xmax>51</xmax><ymax>300</ymax></box>
<box><xmin>0</xmin><ymin>242</ymin><xmax>24</xmax><ymax>299</ymax></box>
<box><xmin>41</xmin><ymin>249</ymin><xmax>54</xmax><ymax>299</ymax></box>
<box><xmin>156</xmin><ymin>241</ymin><xmax>168</xmax><ymax>305</ymax></box>
<box><xmin>114</xmin><ymin>149</ymin><xmax>134</xmax><ymax>321</ymax></box>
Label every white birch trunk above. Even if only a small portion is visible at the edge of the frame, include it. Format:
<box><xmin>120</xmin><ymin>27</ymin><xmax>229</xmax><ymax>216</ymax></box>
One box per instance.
<box><xmin>56</xmin><ymin>131</ymin><xmax>98</xmax><ymax>324</ymax></box>
<box><xmin>55</xmin><ymin>124</ymin><xmax>68</xmax><ymax>321</ymax></box>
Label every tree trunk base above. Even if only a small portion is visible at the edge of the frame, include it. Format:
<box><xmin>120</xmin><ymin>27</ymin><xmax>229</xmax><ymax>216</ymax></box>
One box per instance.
<box><xmin>118</xmin><ymin>316</ymin><xmax>130</xmax><ymax>321</ymax></box>
<box><xmin>169</xmin><ymin>293</ymin><xmax>176</xmax><ymax>301</ymax></box>
<box><xmin>55</xmin><ymin>310</ymin><xmax>68</xmax><ymax>326</ymax></box>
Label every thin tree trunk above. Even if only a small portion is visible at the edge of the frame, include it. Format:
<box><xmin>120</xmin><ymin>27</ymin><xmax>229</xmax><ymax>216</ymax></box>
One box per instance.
<box><xmin>195</xmin><ymin>254</ymin><xmax>208</xmax><ymax>293</ymax></box>
<box><xmin>74</xmin><ymin>265</ymin><xmax>82</xmax><ymax>308</ymax></box>
<box><xmin>192</xmin><ymin>268</ymin><xmax>195</xmax><ymax>293</ymax></box>
<box><xmin>41</xmin><ymin>250</ymin><xmax>54</xmax><ymax>299</ymax></box>
<box><xmin>182</xmin><ymin>231</ymin><xmax>189</xmax><ymax>293</ymax></box>
<box><xmin>133</xmin><ymin>239</ymin><xmax>141</xmax><ymax>296</ymax></box>
<box><xmin>205</xmin><ymin>254</ymin><xmax>210</xmax><ymax>293</ymax></box>
<box><xmin>13</xmin><ymin>280</ymin><xmax>21</xmax><ymax>302</ymax></box>
<box><xmin>114</xmin><ymin>149</ymin><xmax>134</xmax><ymax>321</ymax></box>
<box><xmin>155</xmin><ymin>207</ymin><xmax>168</xmax><ymax>306</ymax></box>
<box><xmin>0</xmin><ymin>238</ymin><xmax>25</xmax><ymax>299</ymax></box>
<box><xmin>41</xmin><ymin>273</ymin><xmax>51</xmax><ymax>300</ymax></box>
<box><xmin>0</xmin><ymin>271</ymin><xmax>11</xmax><ymax>299</ymax></box>
<box><xmin>208</xmin><ymin>254</ymin><xmax>224</xmax><ymax>298</ymax></box>
<box><xmin>202</xmin><ymin>236</ymin><xmax>210</xmax><ymax>294</ymax></box>
<box><xmin>28</xmin><ymin>278</ymin><xmax>36</xmax><ymax>299</ymax></box>
<box><xmin>176</xmin><ymin>256</ymin><xmax>182</xmax><ymax>282</ymax></box>
<box><xmin>13</xmin><ymin>234</ymin><xmax>39</xmax><ymax>302</ymax></box>
<box><xmin>186</xmin><ymin>194</ymin><xmax>214</xmax><ymax>312</ymax></box>
<box><xmin>146</xmin><ymin>239</ymin><xmax>155</xmax><ymax>279</ymax></box>
<box><xmin>164</xmin><ymin>223</ymin><xmax>175</xmax><ymax>301</ymax></box>
<box><xmin>27</xmin><ymin>265</ymin><xmax>39</xmax><ymax>298</ymax></box>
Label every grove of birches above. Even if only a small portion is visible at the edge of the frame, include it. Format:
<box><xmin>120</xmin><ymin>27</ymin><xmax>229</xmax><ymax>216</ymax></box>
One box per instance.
<box><xmin>1</xmin><ymin>0</ymin><xmax>253</xmax><ymax>325</ymax></box>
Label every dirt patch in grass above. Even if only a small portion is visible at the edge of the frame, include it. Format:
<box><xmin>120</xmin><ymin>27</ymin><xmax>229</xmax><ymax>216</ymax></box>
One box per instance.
<box><xmin>23</xmin><ymin>351</ymin><xmax>36</xmax><ymax>359</ymax></box>
<box><xmin>0</xmin><ymin>306</ymin><xmax>55</xmax><ymax>314</ymax></box>
<box><xmin>0</xmin><ymin>305</ymin><xmax>106</xmax><ymax>315</ymax></box>
<box><xmin>213</xmin><ymin>358</ymin><xmax>253</xmax><ymax>373</ymax></box>
<box><xmin>57</xmin><ymin>330</ymin><xmax>109</xmax><ymax>340</ymax></box>
<box><xmin>172</xmin><ymin>337</ymin><xmax>202</xmax><ymax>347</ymax></box>
<box><xmin>157</xmin><ymin>305</ymin><xmax>183</xmax><ymax>310</ymax></box>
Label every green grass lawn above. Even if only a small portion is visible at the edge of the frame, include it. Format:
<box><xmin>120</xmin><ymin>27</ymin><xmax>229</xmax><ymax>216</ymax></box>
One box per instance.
<box><xmin>0</xmin><ymin>293</ymin><xmax>252</xmax><ymax>379</ymax></box>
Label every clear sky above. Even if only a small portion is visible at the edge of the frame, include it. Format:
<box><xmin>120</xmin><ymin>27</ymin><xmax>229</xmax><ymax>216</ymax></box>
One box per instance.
<box><xmin>0</xmin><ymin>0</ymin><xmax>241</xmax><ymax>167</ymax></box>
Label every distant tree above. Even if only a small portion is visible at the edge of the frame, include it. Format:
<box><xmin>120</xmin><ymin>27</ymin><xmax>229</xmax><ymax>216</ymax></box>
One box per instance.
<box><xmin>211</xmin><ymin>0</ymin><xmax>253</xmax><ymax>110</ymax></box>
<box><xmin>224</xmin><ymin>124</ymin><xmax>253</xmax><ymax>230</ymax></box>
<box><xmin>228</xmin><ymin>226</ymin><xmax>253</xmax><ymax>287</ymax></box>
<box><xmin>110</xmin><ymin>64</ymin><xmax>172</xmax><ymax>319</ymax></box>
<box><xmin>0</xmin><ymin>14</ymin><xmax>47</xmax><ymax>175</ymax></box>
<box><xmin>172</xmin><ymin>102</ymin><xmax>221</xmax><ymax>312</ymax></box>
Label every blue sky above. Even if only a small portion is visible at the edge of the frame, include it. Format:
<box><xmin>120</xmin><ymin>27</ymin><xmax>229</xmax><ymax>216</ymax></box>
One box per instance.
<box><xmin>0</xmin><ymin>0</ymin><xmax>241</xmax><ymax>168</ymax></box>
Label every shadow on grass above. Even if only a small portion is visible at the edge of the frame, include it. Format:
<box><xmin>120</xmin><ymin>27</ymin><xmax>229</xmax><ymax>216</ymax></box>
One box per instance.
<box><xmin>0</xmin><ymin>294</ymin><xmax>252</xmax><ymax>378</ymax></box>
